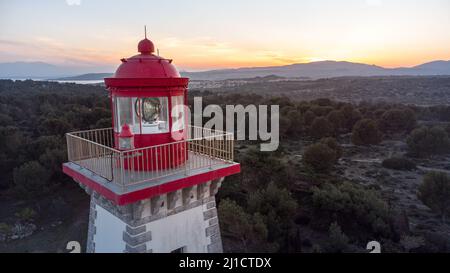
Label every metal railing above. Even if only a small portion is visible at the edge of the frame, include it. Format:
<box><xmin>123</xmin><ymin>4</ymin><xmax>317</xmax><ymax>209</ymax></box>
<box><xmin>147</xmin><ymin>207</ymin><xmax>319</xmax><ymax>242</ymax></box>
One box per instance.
<box><xmin>66</xmin><ymin>126</ymin><xmax>234</xmax><ymax>188</ymax></box>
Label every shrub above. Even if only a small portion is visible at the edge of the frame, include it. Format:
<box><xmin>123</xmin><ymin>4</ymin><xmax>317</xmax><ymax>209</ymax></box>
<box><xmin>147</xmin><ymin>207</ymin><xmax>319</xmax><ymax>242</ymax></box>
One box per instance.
<box><xmin>326</xmin><ymin>110</ymin><xmax>344</xmax><ymax>134</ymax></box>
<box><xmin>382</xmin><ymin>157</ymin><xmax>416</xmax><ymax>171</ymax></box>
<box><xmin>0</xmin><ymin>223</ymin><xmax>12</xmax><ymax>234</ymax></box>
<box><xmin>326</xmin><ymin>222</ymin><xmax>350</xmax><ymax>253</ymax></box>
<box><xmin>379</xmin><ymin>108</ymin><xmax>417</xmax><ymax>133</ymax></box>
<box><xmin>417</xmin><ymin>172</ymin><xmax>450</xmax><ymax>223</ymax></box>
<box><xmin>407</xmin><ymin>126</ymin><xmax>450</xmax><ymax>157</ymax></box>
<box><xmin>302</xmin><ymin>110</ymin><xmax>316</xmax><ymax>127</ymax></box>
<box><xmin>351</xmin><ymin>119</ymin><xmax>382</xmax><ymax>145</ymax></box>
<box><xmin>13</xmin><ymin>161</ymin><xmax>51</xmax><ymax>197</ymax></box>
<box><xmin>339</xmin><ymin>105</ymin><xmax>362</xmax><ymax>132</ymax></box>
<box><xmin>248</xmin><ymin>182</ymin><xmax>298</xmax><ymax>242</ymax></box>
<box><xmin>312</xmin><ymin>182</ymin><xmax>391</xmax><ymax>238</ymax></box>
<box><xmin>218</xmin><ymin>199</ymin><xmax>278</xmax><ymax>252</ymax></box>
<box><xmin>15</xmin><ymin>207</ymin><xmax>36</xmax><ymax>223</ymax></box>
<box><xmin>310</xmin><ymin>117</ymin><xmax>333</xmax><ymax>139</ymax></box>
<box><xmin>319</xmin><ymin>137</ymin><xmax>342</xmax><ymax>162</ymax></box>
<box><xmin>303</xmin><ymin>143</ymin><xmax>337</xmax><ymax>172</ymax></box>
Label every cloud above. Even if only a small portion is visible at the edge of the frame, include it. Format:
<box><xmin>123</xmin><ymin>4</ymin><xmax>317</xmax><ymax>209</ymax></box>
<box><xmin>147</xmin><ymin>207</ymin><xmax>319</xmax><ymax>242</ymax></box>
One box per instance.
<box><xmin>66</xmin><ymin>0</ymin><xmax>82</xmax><ymax>6</ymax></box>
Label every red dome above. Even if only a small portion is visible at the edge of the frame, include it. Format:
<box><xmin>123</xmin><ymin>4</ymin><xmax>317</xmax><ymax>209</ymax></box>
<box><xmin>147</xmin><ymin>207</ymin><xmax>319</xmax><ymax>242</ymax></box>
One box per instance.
<box><xmin>138</xmin><ymin>38</ymin><xmax>154</xmax><ymax>54</ymax></box>
<box><xmin>112</xmin><ymin>38</ymin><xmax>181</xmax><ymax>79</ymax></box>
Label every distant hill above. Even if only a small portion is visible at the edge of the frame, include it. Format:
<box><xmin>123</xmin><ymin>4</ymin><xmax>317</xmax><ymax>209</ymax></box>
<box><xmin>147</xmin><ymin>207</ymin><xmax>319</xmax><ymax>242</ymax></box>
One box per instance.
<box><xmin>0</xmin><ymin>61</ymin><xmax>113</xmax><ymax>79</ymax></box>
<box><xmin>2</xmin><ymin>60</ymin><xmax>450</xmax><ymax>81</ymax></box>
<box><xmin>182</xmin><ymin>60</ymin><xmax>450</xmax><ymax>80</ymax></box>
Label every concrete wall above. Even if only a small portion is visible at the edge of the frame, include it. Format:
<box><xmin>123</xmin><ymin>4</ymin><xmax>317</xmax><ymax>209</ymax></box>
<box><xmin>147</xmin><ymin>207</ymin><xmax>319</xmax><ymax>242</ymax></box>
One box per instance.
<box><xmin>144</xmin><ymin>205</ymin><xmax>208</xmax><ymax>252</ymax></box>
<box><xmin>84</xmin><ymin>178</ymin><xmax>223</xmax><ymax>253</ymax></box>
<box><xmin>92</xmin><ymin>205</ymin><xmax>127</xmax><ymax>253</ymax></box>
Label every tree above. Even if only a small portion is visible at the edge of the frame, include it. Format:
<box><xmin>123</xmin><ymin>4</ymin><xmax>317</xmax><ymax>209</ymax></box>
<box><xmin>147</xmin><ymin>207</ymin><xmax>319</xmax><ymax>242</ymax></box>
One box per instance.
<box><xmin>240</xmin><ymin>147</ymin><xmax>295</xmax><ymax>189</ymax></box>
<box><xmin>310</xmin><ymin>117</ymin><xmax>333</xmax><ymax>139</ymax></box>
<box><xmin>248</xmin><ymin>182</ymin><xmax>298</xmax><ymax>248</ymax></box>
<box><xmin>406</xmin><ymin>126</ymin><xmax>450</xmax><ymax>157</ymax></box>
<box><xmin>284</xmin><ymin>110</ymin><xmax>304</xmax><ymax>136</ymax></box>
<box><xmin>218</xmin><ymin>199</ymin><xmax>277</xmax><ymax>252</ymax></box>
<box><xmin>379</xmin><ymin>108</ymin><xmax>416</xmax><ymax>134</ymax></box>
<box><xmin>13</xmin><ymin>161</ymin><xmax>51</xmax><ymax>197</ymax></box>
<box><xmin>326</xmin><ymin>110</ymin><xmax>344</xmax><ymax>134</ymax></box>
<box><xmin>417</xmin><ymin>172</ymin><xmax>450</xmax><ymax>223</ymax></box>
<box><xmin>319</xmin><ymin>137</ymin><xmax>342</xmax><ymax>162</ymax></box>
<box><xmin>302</xmin><ymin>110</ymin><xmax>316</xmax><ymax>127</ymax></box>
<box><xmin>312</xmin><ymin>182</ymin><xmax>391</xmax><ymax>238</ymax></box>
<box><xmin>351</xmin><ymin>119</ymin><xmax>382</xmax><ymax>146</ymax></box>
<box><xmin>339</xmin><ymin>104</ymin><xmax>362</xmax><ymax>132</ymax></box>
<box><xmin>303</xmin><ymin>143</ymin><xmax>337</xmax><ymax>172</ymax></box>
<box><xmin>326</xmin><ymin>222</ymin><xmax>350</xmax><ymax>253</ymax></box>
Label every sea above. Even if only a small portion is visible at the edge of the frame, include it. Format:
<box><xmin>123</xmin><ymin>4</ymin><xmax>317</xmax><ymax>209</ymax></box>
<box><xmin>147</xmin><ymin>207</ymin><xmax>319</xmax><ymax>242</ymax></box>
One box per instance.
<box><xmin>1</xmin><ymin>78</ymin><xmax>104</xmax><ymax>85</ymax></box>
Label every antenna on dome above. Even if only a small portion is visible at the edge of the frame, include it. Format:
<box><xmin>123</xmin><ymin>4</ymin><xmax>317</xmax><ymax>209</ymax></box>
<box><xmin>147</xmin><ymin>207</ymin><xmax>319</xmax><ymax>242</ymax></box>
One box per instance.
<box><xmin>144</xmin><ymin>25</ymin><xmax>147</xmax><ymax>39</ymax></box>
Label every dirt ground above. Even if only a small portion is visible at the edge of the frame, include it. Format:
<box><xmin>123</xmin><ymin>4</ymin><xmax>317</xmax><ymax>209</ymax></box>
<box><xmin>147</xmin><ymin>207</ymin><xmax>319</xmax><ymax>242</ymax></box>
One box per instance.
<box><xmin>0</xmin><ymin>183</ymin><xmax>89</xmax><ymax>253</ymax></box>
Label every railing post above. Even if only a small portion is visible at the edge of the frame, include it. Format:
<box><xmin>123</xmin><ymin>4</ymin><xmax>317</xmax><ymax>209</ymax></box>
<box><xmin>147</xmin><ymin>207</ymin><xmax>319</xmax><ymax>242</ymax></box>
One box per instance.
<box><xmin>209</xmin><ymin>138</ymin><xmax>213</xmax><ymax>169</ymax></box>
<box><xmin>184</xmin><ymin>140</ymin><xmax>188</xmax><ymax>176</ymax></box>
<box><xmin>120</xmin><ymin>151</ymin><xmax>125</xmax><ymax>190</ymax></box>
<box><xmin>66</xmin><ymin>133</ymin><xmax>71</xmax><ymax>162</ymax></box>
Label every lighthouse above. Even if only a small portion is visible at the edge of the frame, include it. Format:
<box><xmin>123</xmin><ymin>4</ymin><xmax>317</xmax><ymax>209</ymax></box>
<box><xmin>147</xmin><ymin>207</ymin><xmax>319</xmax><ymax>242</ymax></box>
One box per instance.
<box><xmin>62</xmin><ymin>33</ymin><xmax>240</xmax><ymax>253</ymax></box>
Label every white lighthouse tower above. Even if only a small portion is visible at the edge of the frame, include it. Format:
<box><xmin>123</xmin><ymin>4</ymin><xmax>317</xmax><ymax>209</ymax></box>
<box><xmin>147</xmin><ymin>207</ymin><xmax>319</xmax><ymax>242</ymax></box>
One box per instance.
<box><xmin>62</xmin><ymin>34</ymin><xmax>240</xmax><ymax>253</ymax></box>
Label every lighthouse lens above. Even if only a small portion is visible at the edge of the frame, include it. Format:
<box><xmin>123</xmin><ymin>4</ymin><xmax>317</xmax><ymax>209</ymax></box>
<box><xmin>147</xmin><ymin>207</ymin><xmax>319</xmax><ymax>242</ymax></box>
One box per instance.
<box><xmin>142</xmin><ymin>98</ymin><xmax>161</xmax><ymax>122</ymax></box>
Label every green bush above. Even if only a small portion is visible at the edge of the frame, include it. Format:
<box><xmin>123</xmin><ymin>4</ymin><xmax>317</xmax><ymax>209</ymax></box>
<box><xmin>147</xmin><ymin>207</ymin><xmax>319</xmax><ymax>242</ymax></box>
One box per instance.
<box><xmin>248</xmin><ymin>182</ymin><xmax>298</xmax><ymax>242</ymax></box>
<box><xmin>325</xmin><ymin>222</ymin><xmax>350</xmax><ymax>253</ymax></box>
<box><xmin>0</xmin><ymin>223</ymin><xmax>12</xmax><ymax>234</ymax></box>
<box><xmin>218</xmin><ymin>199</ymin><xmax>278</xmax><ymax>252</ymax></box>
<box><xmin>382</xmin><ymin>157</ymin><xmax>416</xmax><ymax>171</ymax></box>
<box><xmin>351</xmin><ymin>119</ymin><xmax>382</xmax><ymax>146</ymax></box>
<box><xmin>319</xmin><ymin>137</ymin><xmax>342</xmax><ymax>162</ymax></box>
<box><xmin>379</xmin><ymin>108</ymin><xmax>416</xmax><ymax>134</ymax></box>
<box><xmin>417</xmin><ymin>172</ymin><xmax>450</xmax><ymax>223</ymax></box>
<box><xmin>303</xmin><ymin>143</ymin><xmax>337</xmax><ymax>172</ymax></box>
<box><xmin>407</xmin><ymin>126</ymin><xmax>450</xmax><ymax>157</ymax></box>
<box><xmin>15</xmin><ymin>207</ymin><xmax>36</xmax><ymax>223</ymax></box>
<box><xmin>309</xmin><ymin>117</ymin><xmax>333</xmax><ymax>139</ymax></box>
<box><xmin>13</xmin><ymin>161</ymin><xmax>51</xmax><ymax>197</ymax></box>
<box><xmin>312</xmin><ymin>182</ymin><xmax>391</xmax><ymax>238</ymax></box>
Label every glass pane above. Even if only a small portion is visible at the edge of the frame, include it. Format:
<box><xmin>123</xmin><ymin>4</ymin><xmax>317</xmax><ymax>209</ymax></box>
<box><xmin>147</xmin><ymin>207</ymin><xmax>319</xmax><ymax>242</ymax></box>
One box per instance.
<box><xmin>117</xmin><ymin>97</ymin><xmax>133</xmax><ymax>132</ymax></box>
<box><xmin>113</xmin><ymin>96</ymin><xmax>119</xmax><ymax>132</ymax></box>
<box><xmin>140</xmin><ymin>97</ymin><xmax>169</xmax><ymax>134</ymax></box>
<box><xmin>132</xmin><ymin>97</ymin><xmax>140</xmax><ymax>133</ymax></box>
<box><xmin>171</xmin><ymin>96</ymin><xmax>185</xmax><ymax>131</ymax></box>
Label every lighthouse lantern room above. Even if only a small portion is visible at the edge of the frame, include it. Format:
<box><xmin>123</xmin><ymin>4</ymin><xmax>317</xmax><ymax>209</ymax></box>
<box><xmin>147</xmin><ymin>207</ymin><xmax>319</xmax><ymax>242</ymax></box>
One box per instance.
<box><xmin>62</xmin><ymin>31</ymin><xmax>240</xmax><ymax>253</ymax></box>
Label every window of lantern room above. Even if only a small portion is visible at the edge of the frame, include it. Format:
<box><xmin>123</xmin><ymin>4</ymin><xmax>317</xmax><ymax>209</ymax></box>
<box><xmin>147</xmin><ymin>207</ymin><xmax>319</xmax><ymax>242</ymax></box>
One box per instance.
<box><xmin>135</xmin><ymin>97</ymin><xmax>169</xmax><ymax>134</ymax></box>
<box><xmin>115</xmin><ymin>97</ymin><xmax>136</xmax><ymax>133</ymax></box>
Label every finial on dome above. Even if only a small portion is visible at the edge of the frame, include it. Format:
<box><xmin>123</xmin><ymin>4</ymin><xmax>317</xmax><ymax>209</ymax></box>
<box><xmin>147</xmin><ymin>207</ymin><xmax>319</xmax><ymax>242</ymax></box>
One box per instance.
<box><xmin>138</xmin><ymin>26</ymin><xmax>154</xmax><ymax>54</ymax></box>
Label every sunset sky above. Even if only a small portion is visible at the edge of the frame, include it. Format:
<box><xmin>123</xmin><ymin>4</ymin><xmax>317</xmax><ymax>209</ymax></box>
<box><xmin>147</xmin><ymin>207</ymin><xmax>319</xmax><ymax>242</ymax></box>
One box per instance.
<box><xmin>0</xmin><ymin>0</ymin><xmax>449</xmax><ymax>71</ymax></box>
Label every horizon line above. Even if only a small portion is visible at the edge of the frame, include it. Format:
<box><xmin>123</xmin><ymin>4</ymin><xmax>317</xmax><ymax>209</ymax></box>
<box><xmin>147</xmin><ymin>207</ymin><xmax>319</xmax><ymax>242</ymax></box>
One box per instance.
<box><xmin>1</xmin><ymin>58</ymin><xmax>450</xmax><ymax>74</ymax></box>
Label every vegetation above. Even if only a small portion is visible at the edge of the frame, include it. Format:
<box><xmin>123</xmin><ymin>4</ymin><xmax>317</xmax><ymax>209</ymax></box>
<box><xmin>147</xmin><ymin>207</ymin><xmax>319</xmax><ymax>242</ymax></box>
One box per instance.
<box><xmin>2</xmin><ymin>79</ymin><xmax>450</xmax><ymax>253</ymax></box>
<box><xmin>0</xmin><ymin>80</ymin><xmax>109</xmax><ymax>194</ymax></box>
<box><xmin>309</xmin><ymin>117</ymin><xmax>333</xmax><ymax>139</ymax></box>
<box><xmin>312</xmin><ymin>182</ymin><xmax>392</xmax><ymax>238</ymax></box>
<box><xmin>325</xmin><ymin>222</ymin><xmax>350</xmax><ymax>253</ymax></box>
<box><xmin>303</xmin><ymin>143</ymin><xmax>337</xmax><ymax>173</ymax></box>
<box><xmin>379</xmin><ymin>108</ymin><xmax>416</xmax><ymax>134</ymax></box>
<box><xmin>351</xmin><ymin>119</ymin><xmax>382</xmax><ymax>146</ymax></box>
<box><xmin>218</xmin><ymin>199</ymin><xmax>276</xmax><ymax>252</ymax></box>
<box><xmin>417</xmin><ymin>172</ymin><xmax>450</xmax><ymax>223</ymax></box>
<box><xmin>407</xmin><ymin>126</ymin><xmax>450</xmax><ymax>157</ymax></box>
